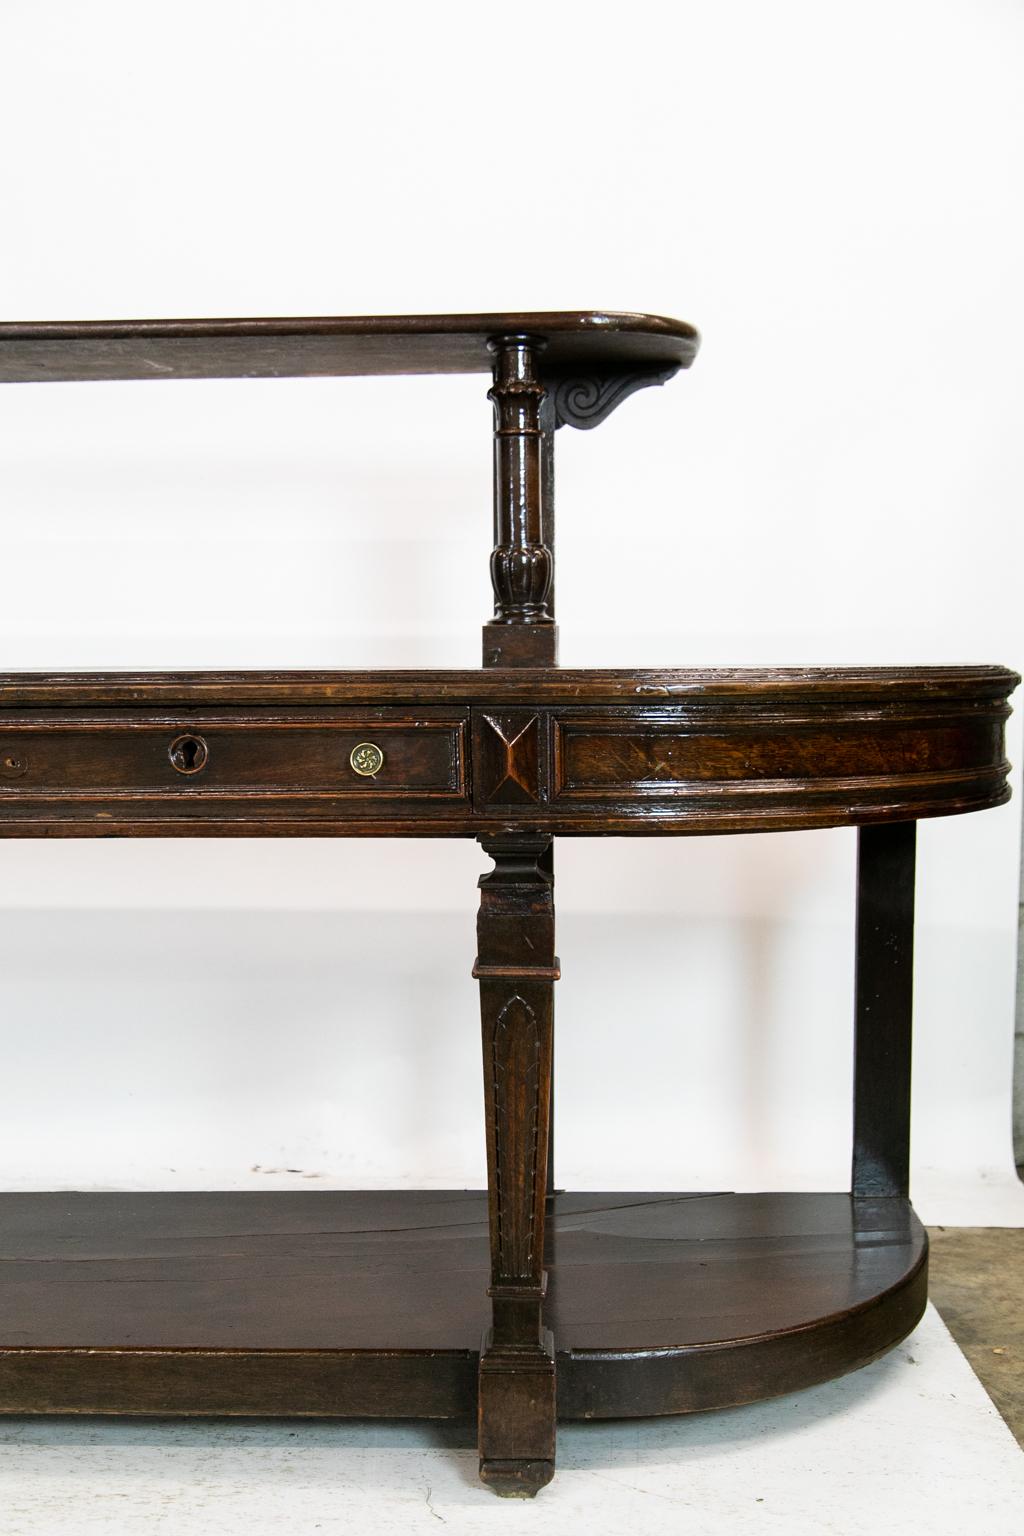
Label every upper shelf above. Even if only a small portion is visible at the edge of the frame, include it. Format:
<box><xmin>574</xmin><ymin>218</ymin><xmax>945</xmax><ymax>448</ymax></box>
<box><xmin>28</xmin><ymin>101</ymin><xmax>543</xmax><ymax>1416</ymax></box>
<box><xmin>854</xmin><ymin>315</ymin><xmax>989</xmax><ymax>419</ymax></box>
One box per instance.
<box><xmin>0</xmin><ymin>311</ymin><xmax>700</xmax><ymax>385</ymax></box>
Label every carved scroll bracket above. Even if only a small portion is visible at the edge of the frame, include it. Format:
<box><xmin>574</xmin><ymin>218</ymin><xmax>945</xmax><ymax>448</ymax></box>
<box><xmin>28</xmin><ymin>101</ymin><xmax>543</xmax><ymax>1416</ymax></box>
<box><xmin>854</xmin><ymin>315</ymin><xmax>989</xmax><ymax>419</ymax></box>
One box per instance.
<box><xmin>548</xmin><ymin>364</ymin><xmax>679</xmax><ymax>430</ymax></box>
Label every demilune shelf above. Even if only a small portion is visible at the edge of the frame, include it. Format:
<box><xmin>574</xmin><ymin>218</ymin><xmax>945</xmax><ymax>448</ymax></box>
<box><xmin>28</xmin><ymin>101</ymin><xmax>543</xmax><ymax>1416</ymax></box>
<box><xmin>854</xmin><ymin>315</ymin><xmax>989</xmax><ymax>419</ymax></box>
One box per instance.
<box><xmin>0</xmin><ymin>1190</ymin><xmax>926</xmax><ymax>1419</ymax></box>
<box><xmin>0</xmin><ymin>665</ymin><xmax>1016</xmax><ymax>837</ymax></box>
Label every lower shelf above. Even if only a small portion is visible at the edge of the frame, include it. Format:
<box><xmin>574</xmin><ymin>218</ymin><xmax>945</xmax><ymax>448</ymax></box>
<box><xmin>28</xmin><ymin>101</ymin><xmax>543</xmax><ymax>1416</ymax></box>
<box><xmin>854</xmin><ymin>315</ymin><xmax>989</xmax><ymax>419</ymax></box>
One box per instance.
<box><xmin>0</xmin><ymin>1190</ymin><xmax>926</xmax><ymax>1420</ymax></box>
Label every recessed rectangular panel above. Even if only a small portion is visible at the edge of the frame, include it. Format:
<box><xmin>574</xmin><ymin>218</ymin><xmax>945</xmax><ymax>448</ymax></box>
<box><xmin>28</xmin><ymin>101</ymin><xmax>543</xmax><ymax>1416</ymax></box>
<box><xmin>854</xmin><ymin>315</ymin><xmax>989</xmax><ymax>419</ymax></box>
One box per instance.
<box><xmin>551</xmin><ymin>714</ymin><xmax>1005</xmax><ymax>798</ymax></box>
<box><xmin>0</xmin><ymin>711</ymin><xmax>468</xmax><ymax>832</ymax></box>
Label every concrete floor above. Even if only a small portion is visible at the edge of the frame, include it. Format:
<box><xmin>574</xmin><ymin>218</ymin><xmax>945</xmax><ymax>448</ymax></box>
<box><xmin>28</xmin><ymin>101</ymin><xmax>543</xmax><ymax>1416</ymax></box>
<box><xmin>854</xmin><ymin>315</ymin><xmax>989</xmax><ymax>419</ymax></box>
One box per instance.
<box><xmin>927</xmin><ymin>1226</ymin><xmax>1024</xmax><ymax>1447</ymax></box>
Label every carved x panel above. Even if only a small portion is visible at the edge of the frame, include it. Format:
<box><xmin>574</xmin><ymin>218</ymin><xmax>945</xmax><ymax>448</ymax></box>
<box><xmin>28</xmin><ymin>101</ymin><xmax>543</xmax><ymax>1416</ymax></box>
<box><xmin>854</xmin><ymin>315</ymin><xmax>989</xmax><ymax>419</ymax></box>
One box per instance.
<box><xmin>473</xmin><ymin>711</ymin><xmax>543</xmax><ymax>807</ymax></box>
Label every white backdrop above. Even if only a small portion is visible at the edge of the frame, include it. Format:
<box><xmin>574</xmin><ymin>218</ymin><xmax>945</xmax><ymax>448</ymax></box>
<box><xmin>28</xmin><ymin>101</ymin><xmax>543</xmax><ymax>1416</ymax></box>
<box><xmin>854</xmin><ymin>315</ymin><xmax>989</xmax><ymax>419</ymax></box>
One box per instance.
<box><xmin>0</xmin><ymin>1</ymin><xmax>1021</xmax><ymax>1223</ymax></box>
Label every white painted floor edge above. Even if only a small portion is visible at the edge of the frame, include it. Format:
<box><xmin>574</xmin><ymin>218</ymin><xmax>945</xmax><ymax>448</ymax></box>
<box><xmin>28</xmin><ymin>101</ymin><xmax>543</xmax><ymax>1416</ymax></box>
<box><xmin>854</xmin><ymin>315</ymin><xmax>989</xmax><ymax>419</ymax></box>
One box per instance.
<box><xmin>910</xmin><ymin>1166</ymin><xmax>1024</xmax><ymax>1227</ymax></box>
<box><xmin>0</xmin><ymin>1306</ymin><xmax>1020</xmax><ymax>1536</ymax></box>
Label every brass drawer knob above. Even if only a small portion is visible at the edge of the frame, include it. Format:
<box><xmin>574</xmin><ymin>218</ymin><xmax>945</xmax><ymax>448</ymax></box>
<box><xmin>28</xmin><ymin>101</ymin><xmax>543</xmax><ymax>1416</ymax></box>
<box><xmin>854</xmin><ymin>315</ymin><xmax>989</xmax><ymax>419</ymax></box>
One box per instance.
<box><xmin>169</xmin><ymin>733</ymin><xmax>209</xmax><ymax>775</ymax></box>
<box><xmin>350</xmin><ymin>741</ymin><xmax>384</xmax><ymax>777</ymax></box>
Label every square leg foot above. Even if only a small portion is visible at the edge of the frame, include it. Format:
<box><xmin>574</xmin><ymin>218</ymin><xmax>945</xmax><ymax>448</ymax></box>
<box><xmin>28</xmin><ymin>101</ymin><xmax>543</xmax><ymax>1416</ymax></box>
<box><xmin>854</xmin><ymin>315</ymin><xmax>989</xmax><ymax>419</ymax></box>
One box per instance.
<box><xmin>478</xmin><ymin>1326</ymin><xmax>556</xmax><ymax>1496</ymax></box>
<box><xmin>478</xmin><ymin>1459</ymin><xmax>555</xmax><ymax>1498</ymax></box>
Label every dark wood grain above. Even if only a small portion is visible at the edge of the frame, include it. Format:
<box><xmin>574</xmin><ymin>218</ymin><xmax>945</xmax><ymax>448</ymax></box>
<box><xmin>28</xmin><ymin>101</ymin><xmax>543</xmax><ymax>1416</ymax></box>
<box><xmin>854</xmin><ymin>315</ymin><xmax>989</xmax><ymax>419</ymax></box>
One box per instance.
<box><xmin>0</xmin><ymin>664</ymin><xmax>1012</xmax><ymax>707</ymax></box>
<box><xmin>852</xmin><ymin>823</ymin><xmax>916</xmax><ymax>1197</ymax></box>
<box><xmin>474</xmin><ymin>712</ymin><xmax>544</xmax><ymax>806</ymax></box>
<box><xmin>0</xmin><ymin>299</ymin><xmax>1012</xmax><ymax>1495</ymax></box>
<box><xmin>483</xmin><ymin>336</ymin><xmax>556</xmax><ymax>670</ymax></box>
<box><xmin>0</xmin><ymin>668</ymin><xmax>1014</xmax><ymax>837</ymax></box>
<box><xmin>474</xmin><ymin>836</ymin><xmax>558</xmax><ymax>1494</ymax></box>
<box><xmin>0</xmin><ymin>312</ymin><xmax>699</xmax><ymax>384</ymax></box>
<box><xmin>0</xmin><ymin>712</ymin><xmax>466</xmax><ymax>795</ymax></box>
<box><xmin>0</xmin><ymin>1191</ymin><xmax>926</xmax><ymax>1421</ymax></box>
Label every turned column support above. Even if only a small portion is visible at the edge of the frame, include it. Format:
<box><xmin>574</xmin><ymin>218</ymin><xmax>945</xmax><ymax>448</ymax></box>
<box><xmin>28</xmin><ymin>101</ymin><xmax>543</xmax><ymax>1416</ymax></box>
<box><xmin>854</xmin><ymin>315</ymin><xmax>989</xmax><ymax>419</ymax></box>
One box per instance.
<box><xmin>473</xmin><ymin>833</ymin><xmax>558</xmax><ymax>1495</ymax></box>
<box><xmin>482</xmin><ymin>337</ymin><xmax>558</xmax><ymax>668</ymax></box>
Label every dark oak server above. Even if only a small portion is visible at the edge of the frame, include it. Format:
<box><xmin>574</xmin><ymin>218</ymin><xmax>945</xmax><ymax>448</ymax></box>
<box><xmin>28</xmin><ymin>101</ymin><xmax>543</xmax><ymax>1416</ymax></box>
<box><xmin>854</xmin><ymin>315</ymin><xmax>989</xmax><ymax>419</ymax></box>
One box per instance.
<box><xmin>0</xmin><ymin>311</ymin><xmax>1017</xmax><ymax>1497</ymax></box>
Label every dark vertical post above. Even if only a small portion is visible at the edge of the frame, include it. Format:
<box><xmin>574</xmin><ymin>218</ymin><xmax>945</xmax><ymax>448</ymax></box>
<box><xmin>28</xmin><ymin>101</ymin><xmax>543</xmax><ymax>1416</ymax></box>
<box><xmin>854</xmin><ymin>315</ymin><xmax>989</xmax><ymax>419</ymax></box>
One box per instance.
<box><xmin>482</xmin><ymin>336</ymin><xmax>558</xmax><ymax>667</ymax></box>
<box><xmin>539</xmin><ymin>386</ymin><xmax>556</xmax><ymax>630</ymax></box>
<box><xmin>474</xmin><ymin>834</ymin><xmax>558</xmax><ymax>1496</ymax></box>
<box><xmin>537</xmin><ymin>403</ymin><xmax>557</xmax><ymax>1193</ymax></box>
<box><xmin>539</xmin><ymin>835</ymin><xmax>556</xmax><ymax>1198</ymax></box>
<box><xmin>852</xmin><ymin>821</ymin><xmax>917</xmax><ymax>1198</ymax></box>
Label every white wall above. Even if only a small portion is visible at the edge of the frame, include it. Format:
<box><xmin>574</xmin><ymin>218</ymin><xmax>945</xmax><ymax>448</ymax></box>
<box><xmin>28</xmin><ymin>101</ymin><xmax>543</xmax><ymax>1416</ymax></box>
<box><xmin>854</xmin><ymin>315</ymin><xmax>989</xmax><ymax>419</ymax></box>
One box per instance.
<box><xmin>0</xmin><ymin>0</ymin><xmax>1021</xmax><ymax>1222</ymax></box>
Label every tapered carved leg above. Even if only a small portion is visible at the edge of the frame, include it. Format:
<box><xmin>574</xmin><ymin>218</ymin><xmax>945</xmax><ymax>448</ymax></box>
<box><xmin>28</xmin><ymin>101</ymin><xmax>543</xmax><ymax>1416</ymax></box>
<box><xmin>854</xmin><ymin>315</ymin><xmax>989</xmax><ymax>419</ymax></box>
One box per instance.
<box><xmin>542</xmin><ymin>839</ymin><xmax>556</xmax><ymax>1200</ymax></box>
<box><xmin>473</xmin><ymin>834</ymin><xmax>558</xmax><ymax>1496</ymax></box>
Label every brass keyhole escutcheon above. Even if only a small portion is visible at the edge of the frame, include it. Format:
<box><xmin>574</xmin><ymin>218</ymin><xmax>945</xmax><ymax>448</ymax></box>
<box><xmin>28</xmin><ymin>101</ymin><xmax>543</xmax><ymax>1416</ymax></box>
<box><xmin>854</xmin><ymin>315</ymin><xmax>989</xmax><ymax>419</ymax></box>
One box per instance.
<box><xmin>1</xmin><ymin>748</ymin><xmax>27</xmax><ymax>778</ymax></box>
<box><xmin>350</xmin><ymin>741</ymin><xmax>384</xmax><ymax>777</ymax></box>
<box><xmin>168</xmin><ymin>733</ymin><xmax>209</xmax><ymax>776</ymax></box>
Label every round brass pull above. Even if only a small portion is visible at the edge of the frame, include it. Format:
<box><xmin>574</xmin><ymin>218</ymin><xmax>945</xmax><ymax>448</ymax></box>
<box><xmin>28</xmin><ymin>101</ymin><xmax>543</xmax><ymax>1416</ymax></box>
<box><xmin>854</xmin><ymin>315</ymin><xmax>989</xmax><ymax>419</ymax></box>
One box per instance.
<box><xmin>350</xmin><ymin>741</ymin><xmax>384</xmax><ymax>777</ymax></box>
<box><xmin>169</xmin><ymin>733</ymin><xmax>209</xmax><ymax>775</ymax></box>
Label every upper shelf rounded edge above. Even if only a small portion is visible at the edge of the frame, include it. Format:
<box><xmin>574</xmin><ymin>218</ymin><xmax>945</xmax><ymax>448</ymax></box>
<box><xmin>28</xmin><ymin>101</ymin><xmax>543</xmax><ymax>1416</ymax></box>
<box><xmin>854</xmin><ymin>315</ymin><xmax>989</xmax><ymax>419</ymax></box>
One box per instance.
<box><xmin>0</xmin><ymin>311</ymin><xmax>701</xmax><ymax>384</ymax></box>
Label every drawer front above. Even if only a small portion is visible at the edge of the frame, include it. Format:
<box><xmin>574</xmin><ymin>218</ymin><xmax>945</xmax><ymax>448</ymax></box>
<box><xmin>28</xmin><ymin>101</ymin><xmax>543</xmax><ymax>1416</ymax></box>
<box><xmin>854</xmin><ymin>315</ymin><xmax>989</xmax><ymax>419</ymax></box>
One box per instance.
<box><xmin>0</xmin><ymin>683</ymin><xmax>1012</xmax><ymax>837</ymax></box>
<box><xmin>549</xmin><ymin>710</ymin><xmax>1007</xmax><ymax>802</ymax></box>
<box><xmin>0</xmin><ymin>711</ymin><xmax>467</xmax><ymax>803</ymax></box>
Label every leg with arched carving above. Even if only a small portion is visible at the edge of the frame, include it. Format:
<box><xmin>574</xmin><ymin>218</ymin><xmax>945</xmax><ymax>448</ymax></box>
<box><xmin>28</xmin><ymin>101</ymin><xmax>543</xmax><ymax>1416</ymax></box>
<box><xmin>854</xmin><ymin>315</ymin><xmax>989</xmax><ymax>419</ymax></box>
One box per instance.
<box><xmin>473</xmin><ymin>834</ymin><xmax>558</xmax><ymax>1496</ymax></box>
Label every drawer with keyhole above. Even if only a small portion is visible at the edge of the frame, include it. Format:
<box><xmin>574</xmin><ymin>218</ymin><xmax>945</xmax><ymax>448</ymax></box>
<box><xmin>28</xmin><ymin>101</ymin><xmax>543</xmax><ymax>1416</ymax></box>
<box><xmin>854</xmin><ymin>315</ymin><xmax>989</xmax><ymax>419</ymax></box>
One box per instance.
<box><xmin>0</xmin><ymin>709</ymin><xmax>469</xmax><ymax>830</ymax></box>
